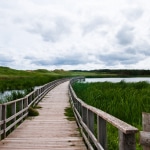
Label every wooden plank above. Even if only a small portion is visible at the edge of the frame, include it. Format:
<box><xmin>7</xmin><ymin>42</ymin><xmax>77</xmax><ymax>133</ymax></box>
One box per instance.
<box><xmin>1</xmin><ymin>105</ymin><xmax>6</xmax><ymax>139</ymax></box>
<box><xmin>140</xmin><ymin>112</ymin><xmax>150</xmax><ymax>150</ymax></box>
<box><xmin>142</xmin><ymin>112</ymin><xmax>150</xmax><ymax>132</ymax></box>
<box><xmin>97</xmin><ymin>116</ymin><xmax>107</xmax><ymax>150</ymax></box>
<box><xmin>140</xmin><ymin>131</ymin><xmax>150</xmax><ymax>146</ymax></box>
<box><xmin>0</xmin><ymin>81</ymin><xmax>86</xmax><ymax>150</ymax></box>
<box><xmin>119</xmin><ymin>130</ymin><xmax>136</xmax><ymax>150</ymax></box>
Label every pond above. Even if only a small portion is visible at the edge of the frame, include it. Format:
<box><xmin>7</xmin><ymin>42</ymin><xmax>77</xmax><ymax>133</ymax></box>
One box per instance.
<box><xmin>84</xmin><ymin>77</ymin><xmax>150</xmax><ymax>83</ymax></box>
<box><xmin>0</xmin><ymin>86</ymin><xmax>41</xmax><ymax>103</ymax></box>
<box><xmin>0</xmin><ymin>90</ymin><xmax>25</xmax><ymax>103</ymax></box>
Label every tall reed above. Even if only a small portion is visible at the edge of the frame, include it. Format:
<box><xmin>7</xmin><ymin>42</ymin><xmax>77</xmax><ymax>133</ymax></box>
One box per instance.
<box><xmin>73</xmin><ymin>81</ymin><xmax>150</xmax><ymax>150</ymax></box>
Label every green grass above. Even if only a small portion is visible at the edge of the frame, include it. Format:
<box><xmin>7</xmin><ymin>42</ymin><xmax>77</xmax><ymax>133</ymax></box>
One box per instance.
<box><xmin>72</xmin><ymin>81</ymin><xmax>150</xmax><ymax>149</ymax></box>
<box><xmin>0</xmin><ymin>66</ymin><xmax>120</xmax><ymax>103</ymax></box>
<box><xmin>64</xmin><ymin>106</ymin><xmax>75</xmax><ymax>121</ymax></box>
<box><xmin>0</xmin><ymin>90</ymin><xmax>29</xmax><ymax>103</ymax></box>
<box><xmin>28</xmin><ymin>107</ymin><xmax>39</xmax><ymax>116</ymax></box>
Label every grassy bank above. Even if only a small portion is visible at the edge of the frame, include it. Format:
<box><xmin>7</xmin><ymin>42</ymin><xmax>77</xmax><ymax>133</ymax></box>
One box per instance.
<box><xmin>0</xmin><ymin>67</ymin><xmax>66</xmax><ymax>103</ymax></box>
<box><xmin>72</xmin><ymin>81</ymin><xmax>150</xmax><ymax>149</ymax></box>
<box><xmin>0</xmin><ymin>66</ymin><xmax>115</xmax><ymax>98</ymax></box>
<box><xmin>0</xmin><ymin>66</ymin><xmax>150</xmax><ymax>104</ymax></box>
<box><xmin>0</xmin><ymin>67</ymin><xmax>97</xmax><ymax>102</ymax></box>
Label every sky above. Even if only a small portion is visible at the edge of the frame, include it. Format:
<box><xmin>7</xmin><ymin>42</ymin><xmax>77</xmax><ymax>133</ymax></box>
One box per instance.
<box><xmin>0</xmin><ymin>0</ymin><xmax>150</xmax><ymax>70</ymax></box>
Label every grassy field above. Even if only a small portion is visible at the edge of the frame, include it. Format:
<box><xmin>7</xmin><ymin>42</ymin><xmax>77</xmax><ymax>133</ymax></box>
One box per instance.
<box><xmin>72</xmin><ymin>81</ymin><xmax>150</xmax><ymax>150</ymax></box>
<box><xmin>0</xmin><ymin>66</ymin><xmax>150</xmax><ymax>148</ymax></box>
<box><xmin>0</xmin><ymin>66</ymin><xmax>119</xmax><ymax>93</ymax></box>
<box><xmin>0</xmin><ymin>66</ymin><xmax>150</xmax><ymax>103</ymax></box>
<box><xmin>0</xmin><ymin>67</ymin><xmax>102</xmax><ymax>103</ymax></box>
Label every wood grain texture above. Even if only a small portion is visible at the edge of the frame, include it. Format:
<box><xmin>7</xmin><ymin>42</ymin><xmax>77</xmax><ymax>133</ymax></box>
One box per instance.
<box><xmin>0</xmin><ymin>81</ymin><xmax>87</xmax><ymax>150</ymax></box>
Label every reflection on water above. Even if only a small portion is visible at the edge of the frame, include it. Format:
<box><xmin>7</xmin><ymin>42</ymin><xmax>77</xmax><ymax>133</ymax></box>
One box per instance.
<box><xmin>0</xmin><ymin>86</ymin><xmax>41</xmax><ymax>102</ymax></box>
<box><xmin>0</xmin><ymin>90</ymin><xmax>25</xmax><ymax>103</ymax></box>
<box><xmin>0</xmin><ymin>86</ymin><xmax>41</xmax><ymax>103</ymax></box>
<box><xmin>85</xmin><ymin>77</ymin><xmax>150</xmax><ymax>83</ymax></box>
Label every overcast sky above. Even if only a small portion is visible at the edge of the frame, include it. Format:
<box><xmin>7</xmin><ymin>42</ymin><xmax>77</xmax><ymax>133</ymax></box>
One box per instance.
<box><xmin>0</xmin><ymin>0</ymin><xmax>150</xmax><ymax>70</ymax></box>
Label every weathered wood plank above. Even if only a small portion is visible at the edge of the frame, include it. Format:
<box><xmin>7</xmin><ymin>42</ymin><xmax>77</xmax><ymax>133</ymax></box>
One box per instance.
<box><xmin>140</xmin><ymin>112</ymin><xmax>150</xmax><ymax>150</ymax></box>
<box><xmin>0</xmin><ymin>81</ymin><xmax>86</xmax><ymax>150</ymax></box>
<box><xmin>140</xmin><ymin>131</ymin><xmax>150</xmax><ymax>146</ymax></box>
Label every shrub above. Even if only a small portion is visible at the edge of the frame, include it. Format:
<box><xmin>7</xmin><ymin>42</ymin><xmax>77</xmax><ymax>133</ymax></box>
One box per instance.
<box><xmin>28</xmin><ymin>107</ymin><xmax>39</xmax><ymax>116</ymax></box>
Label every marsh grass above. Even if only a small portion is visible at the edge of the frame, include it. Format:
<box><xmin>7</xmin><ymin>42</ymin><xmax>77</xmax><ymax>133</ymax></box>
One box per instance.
<box><xmin>73</xmin><ymin>81</ymin><xmax>150</xmax><ymax>150</ymax></box>
<box><xmin>28</xmin><ymin>106</ymin><xmax>39</xmax><ymax>116</ymax></box>
<box><xmin>0</xmin><ymin>74</ymin><xmax>63</xmax><ymax>103</ymax></box>
<box><xmin>64</xmin><ymin>106</ymin><xmax>75</xmax><ymax>121</ymax></box>
<box><xmin>73</xmin><ymin>81</ymin><xmax>150</xmax><ymax>125</ymax></box>
<box><xmin>0</xmin><ymin>88</ymin><xmax>33</xmax><ymax>104</ymax></box>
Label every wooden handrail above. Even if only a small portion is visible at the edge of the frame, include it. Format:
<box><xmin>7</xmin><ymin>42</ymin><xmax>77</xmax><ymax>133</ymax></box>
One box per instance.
<box><xmin>69</xmin><ymin>77</ymin><xmax>139</xmax><ymax>150</ymax></box>
<box><xmin>0</xmin><ymin>76</ymin><xmax>140</xmax><ymax>149</ymax></box>
<box><xmin>0</xmin><ymin>78</ymin><xmax>69</xmax><ymax>140</ymax></box>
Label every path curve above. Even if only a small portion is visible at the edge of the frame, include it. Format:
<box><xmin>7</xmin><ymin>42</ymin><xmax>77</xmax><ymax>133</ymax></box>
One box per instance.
<box><xmin>0</xmin><ymin>81</ymin><xmax>87</xmax><ymax>150</ymax></box>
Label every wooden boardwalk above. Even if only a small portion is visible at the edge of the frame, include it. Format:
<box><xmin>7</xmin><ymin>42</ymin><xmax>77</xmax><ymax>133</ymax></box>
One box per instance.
<box><xmin>0</xmin><ymin>81</ymin><xmax>87</xmax><ymax>150</ymax></box>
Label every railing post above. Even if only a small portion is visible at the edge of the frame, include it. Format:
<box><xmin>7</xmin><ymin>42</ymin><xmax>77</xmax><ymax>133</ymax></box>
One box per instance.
<box><xmin>140</xmin><ymin>112</ymin><xmax>150</xmax><ymax>150</ymax></box>
<box><xmin>73</xmin><ymin>98</ymin><xmax>77</xmax><ymax>109</ymax></box>
<box><xmin>36</xmin><ymin>89</ymin><xmax>39</xmax><ymax>98</ymax></box>
<box><xmin>88</xmin><ymin>109</ymin><xmax>94</xmax><ymax>134</ymax></box>
<box><xmin>82</xmin><ymin>106</ymin><xmax>87</xmax><ymax>125</ymax></box>
<box><xmin>0</xmin><ymin>105</ymin><xmax>2</xmax><ymax>140</ymax></box>
<box><xmin>11</xmin><ymin>102</ymin><xmax>16</xmax><ymax>130</ymax></box>
<box><xmin>37</xmin><ymin>89</ymin><xmax>39</xmax><ymax>98</ymax></box>
<box><xmin>78</xmin><ymin>102</ymin><xmax>82</xmax><ymax>116</ymax></box>
<box><xmin>24</xmin><ymin>97</ymin><xmax>28</xmax><ymax>115</ymax></box>
<box><xmin>119</xmin><ymin>131</ymin><xmax>136</xmax><ymax>150</ymax></box>
<box><xmin>2</xmin><ymin>105</ymin><xmax>6</xmax><ymax>139</ymax></box>
<box><xmin>97</xmin><ymin>116</ymin><xmax>107</xmax><ymax>150</ymax></box>
<box><xmin>28</xmin><ymin>95</ymin><xmax>32</xmax><ymax>105</ymax></box>
<box><xmin>18</xmin><ymin>100</ymin><xmax>23</xmax><ymax>123</ymax></box>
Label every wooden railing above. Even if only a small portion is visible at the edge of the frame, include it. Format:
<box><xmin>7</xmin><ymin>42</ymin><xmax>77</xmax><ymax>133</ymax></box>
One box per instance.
<box><xmin>0</xmin><ymin>78</ymin><xmax>69</xmax><ymax>140</ymax></box>
<box><xmin>69</xmin><ymin>78</ymin><xmax>139</xmax><ymax>150</ymax></box>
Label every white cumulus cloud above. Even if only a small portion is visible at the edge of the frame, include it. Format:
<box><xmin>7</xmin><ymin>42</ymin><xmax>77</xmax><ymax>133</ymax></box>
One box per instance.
<box><xmin>0</xmin><ymin>0</ymin><xmax>150</xmax><ymax>70</ymax></box>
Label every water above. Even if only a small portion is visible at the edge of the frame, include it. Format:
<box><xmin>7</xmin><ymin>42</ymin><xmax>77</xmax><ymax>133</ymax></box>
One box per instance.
<box><xmin>85</xmin><ymin>77</ymin><xmax>150</xmax><ymax>83</ymax></box>
<box><xmin>0</xmin><ymin>90</ymin><xmax>25</xmax><ymax>103</ymax></box>
<box><xmin>1</xmin><ymin>78</ymin><xmax>150</xmax><ymax>103</ymax></box>
<box><xmin>0</xmin><ymin>86</ymin><xmax>41</xmax><ymax>103</ymax></box>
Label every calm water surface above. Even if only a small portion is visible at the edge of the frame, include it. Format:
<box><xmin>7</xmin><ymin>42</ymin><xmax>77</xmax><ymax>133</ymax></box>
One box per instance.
<box><xmin>85</xmin><ymin>77</ymin><xmax>150</xmax><ymax>83</ymax></box>
<box><xmin>0</xmin><ymin>86</ymin><xmax>41</xmax><ymax>103</ymax></box>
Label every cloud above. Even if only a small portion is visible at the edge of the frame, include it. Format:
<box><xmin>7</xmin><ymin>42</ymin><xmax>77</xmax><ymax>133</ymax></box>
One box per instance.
<box><xmin>116</xmin><ymin>25</ymin><xmax>134</xmax><ymax>45</ymax></box>
<box><xmin>137</xmin><ymin>46</ymin><xmax>150</xmax><ymax>56</ymax></box>
<box><xmin>98</xmin><ymin>51</ymin><xmax>143</xmax><ymax>67</ymax></box>
<box><xmin>82</xmin><ymin>16</ymin><xmax>110</xmax><ymax>35</ymax></box>
<box><xmin>53</xmin><ymin>55</ymin><xmax>87</xmax><ymax>66</ymax></box>
<box><xmin>25</xmin><ymin>53</ymin><xmax>88</xmax><ymax>67</ymax></box>
<box><xmin>123</xmin><ymin>7</ymin><xmax>143</xmax><ymax>21</ymax></box>
<box><xmin>125</xmin><ymin>47</ymin><xmax>137</xmax><ymax>55</ymax></box>
<box><xmin>26</xmin><ymin>16</ymin><xmax>71</xmax><ymax>42</ymax></box>
<box><xmin>32</xmin><ymin>60</ymin><xmax>52</xmax><ymax>66</ymax></box>
<box><xmin>0</xmin><ymin>53</ymin><xmax>14</xmax><ymax>66</ymax></box>
<box><xmin>0</xmin><ymin>0</ymin><xmax>150</xmax><ymax>70</ymax></box>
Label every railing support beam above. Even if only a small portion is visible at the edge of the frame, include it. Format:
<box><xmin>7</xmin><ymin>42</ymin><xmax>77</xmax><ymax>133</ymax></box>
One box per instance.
<box><xmin>119</xmin><ymin>131</ymin><xmax>136</xmax><ymax>150</ymax></box>
<box><xmin>0</xmin><ymin>105</ymin><xmax>2</xmax><ymax>140</ymax></box>
<box><xmin>2</xmin><ymin>105</ymin><xmax>6</xmax><ymax>139</ymax></box>
<box><xmin>97</xmin><ymin>116</ymin><xmax>107</xmax><ymax>150</ymax></box>
<box><xmin>88</xmin><ymin>109</ymin><xmax>94</xmax><ymax>134</ymax></box>
<box><xmin>11</xmin><ymin>102</ymin><xmax>16</xmax><ymax>130</ymax></box>
<box><xmin>18</xmin><ymin>100</ymin><xmax>23</xmax><ymax>123</ymax></box>
<box><xmin>82</xmin><ymin>106</ymin><xmax>87</xmax><ymax>125</ymax></box>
